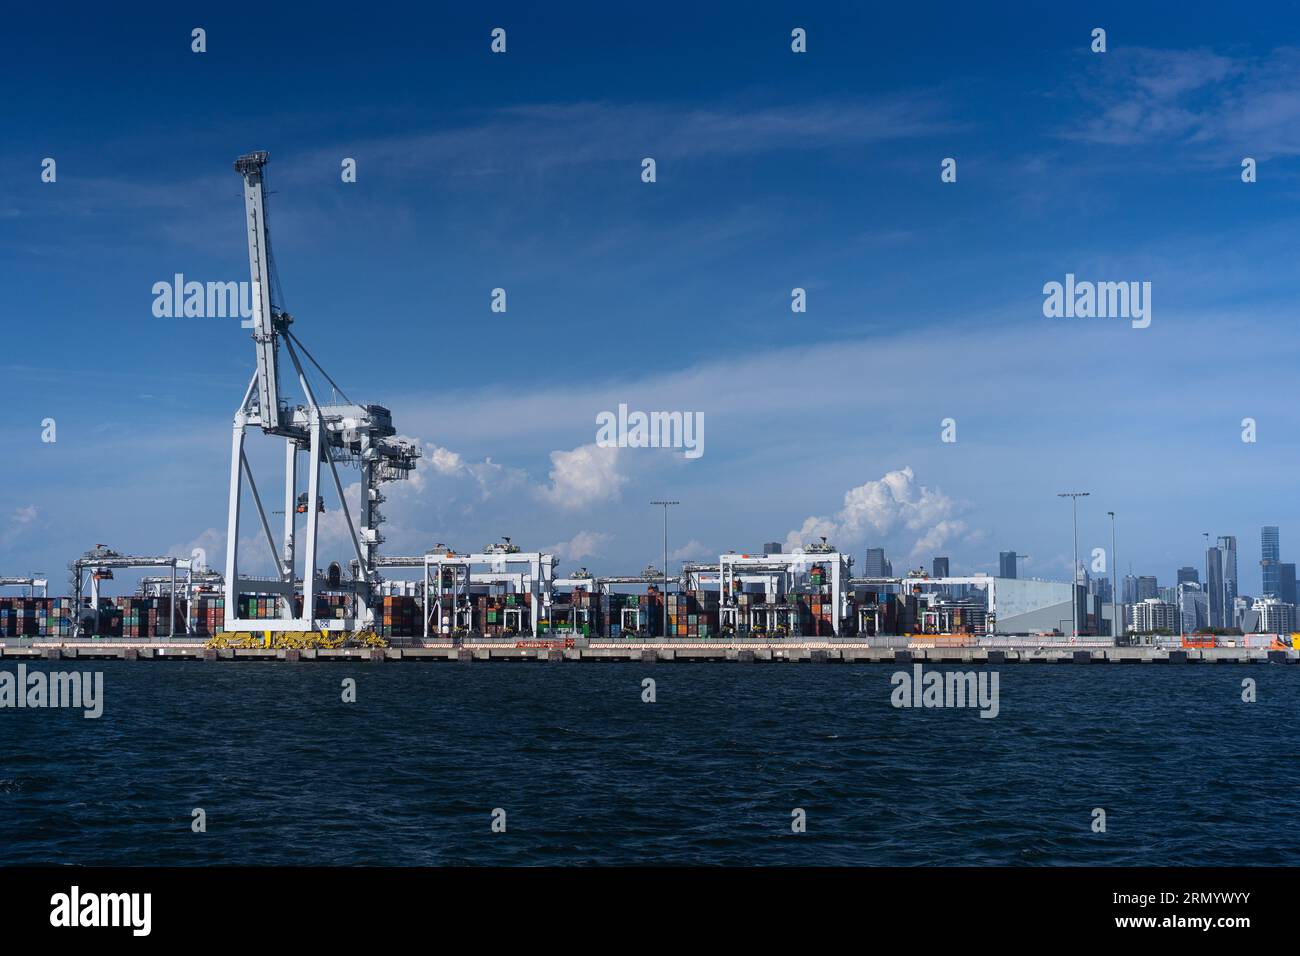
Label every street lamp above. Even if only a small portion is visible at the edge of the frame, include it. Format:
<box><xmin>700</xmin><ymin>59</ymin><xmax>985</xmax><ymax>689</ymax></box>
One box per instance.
<box><xmin>1057</xmin><ymin>492</ymin><xmax>1090</xmax><ymax>640</ymax></box>
<box><xmin>1107</xmin><ymin>511</ymin><xmax>1117</xmax><ymax>643</ymax></box>
<box><xmin>1203</xmin><ymin>531</ymin><xmax>1211</xmax><ymax>633</ymax></box>
<box><xmin>650</xmin><ymin>500</ymin><xmax>679</xmax><ymax>637</ymax></box>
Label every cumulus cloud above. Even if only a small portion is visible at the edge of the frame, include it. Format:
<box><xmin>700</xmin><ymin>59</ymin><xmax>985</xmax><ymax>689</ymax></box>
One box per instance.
<box><xmin>784</xmin><ymin>467</ymin><xmax>969</xmax><ymax>557</ymax></box>
<box><xmin>547</xmin><ymin>530</ymin><xmax>613</xmax><ymax>563</ymax></box>
<box><xmin>670</xmin><ymin>539</ymin><xmax>711</xmax><ymax>562</ymax></box>
<box><xmin>425</xmin><ymin>443</ymin><xmax>464</xmax><ymax>475</ymax></box>
<box><xmin>168</xmin><ymin>528</ymin><xmax>225</xmax><ymax>569</ymax></box>
<box><xmin>536</xmin><ymin>443</ymin><xmax>626</xmax><ymax>510</ymax></box>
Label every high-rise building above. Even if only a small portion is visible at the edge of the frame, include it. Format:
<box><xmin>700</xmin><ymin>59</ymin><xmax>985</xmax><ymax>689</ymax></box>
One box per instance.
<box><xmin>1136</xmin><ymin>576</ymin><xmax>1159</xmax><ymax>601</ymax></box>
<box><xmin>1177</xmin><ymin>566</ymin><xmax>1199</xmax><ymax>585</ymax></box>
<box><xmin>1261</xmin><ymin>526</ymin><xmax>1280</xmax><ymax>597</ymax></box>
<box><xmin>865</xmin><ymin>548</ymin><xmax>890</xmax><ymax>577</ymax></box>
<box><xmin>933</xmin><ymin>557</ymin><xmax>950</xmax><ymax>578</ymax></box>
<box><xmin>763</xmin><ymin>542</ymin><xmax>782</xmax><ymax>555</ymax></box>
<box><xmin>1218</xmin><ymin>536</ymin><xmax>1238</xmax><ymax>607</ymax></box>
<box><xmin>1122</xmin><ymin>573</ymin><xmax>1138</xmax><ymax>605</ymax></box>
<box><xmin>1206</xmin><ymin>545</ymin><xmax>1225</xmax><ymax>629</ymax></box>
<box><xmin>1073</xmin><ymin>583</ymin><xmax>1089</xmax><ymax>636</ymax></box>
<box><xmin>1130</xmin><ymin>598</ymin><xmax>1177</xmax><ymax>633</ymax></box>
<box><xmin>999</xmin><ymin>551</ymin><xmax>1018</xmax><ymax>579</ymax></box>
<box><xmin>1234</xmin><ymin>596</ymin><xmax>1258</xmax><ymax>633</ymax></box>
<box><xmin>1177</xmin><ymin>582</ymin><xmax>1208</xmax><ymax>633</ymax></box>
<box><xmin>1281</xmin><ymin>563</ymin><xmax>1297</xmax><ymax>606</ymax></box>
<box><xmin>1252</xmin><ymin>597</ymin><xmax>1296</xmax><ymax>635</ymax></box>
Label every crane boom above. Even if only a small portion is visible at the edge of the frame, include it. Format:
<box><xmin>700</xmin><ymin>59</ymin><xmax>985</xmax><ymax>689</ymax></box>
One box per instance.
<box><xmin>234</xmin><ymin>150</ymin><xmax>287</xmax><ymax>434</ymax></box>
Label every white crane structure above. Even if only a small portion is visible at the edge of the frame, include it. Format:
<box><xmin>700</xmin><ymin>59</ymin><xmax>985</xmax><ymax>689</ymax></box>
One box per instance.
<box><xmin>69</xmin><ymin>545</ymin><xmax>198</xmax><ymax>638</ymax></box>
<box><xmin>375</xmin><ymin>541</ymin><xmax>557</xmax><ymax>638</ymax></box>
<box><xmin>224</xmin><ymin>151</ymin><xmax>420</xmax><ymax>633</ymax></box>
<box><xmin>0</xmin><ymin>576</ymin><xmax>49</xmax><ymax>598</ymax></box>
<box><xmin>719</xmin><ymin>545</ymin><xmax>852</xmax><ymax>636</ymax></box>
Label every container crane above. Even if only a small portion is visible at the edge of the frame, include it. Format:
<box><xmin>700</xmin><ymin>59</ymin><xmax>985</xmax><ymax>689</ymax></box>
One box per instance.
<box><xmin>224</xmin><ymin>151</ymin><xmax>420</xmax><ymax>634</ymax></box>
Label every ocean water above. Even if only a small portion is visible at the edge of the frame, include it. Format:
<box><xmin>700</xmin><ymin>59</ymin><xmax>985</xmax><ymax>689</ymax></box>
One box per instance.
<box><xmin>1</xmin><ymin>661</ymin><xmax>1296</xmax><ymax>866</ymax></box>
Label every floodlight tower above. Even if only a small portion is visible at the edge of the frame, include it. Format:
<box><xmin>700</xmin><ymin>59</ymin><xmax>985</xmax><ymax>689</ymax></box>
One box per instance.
<box><xmin>223</xmin><ymin>151</ymin><xmax>419</xmax><ymax>633</ymax></box>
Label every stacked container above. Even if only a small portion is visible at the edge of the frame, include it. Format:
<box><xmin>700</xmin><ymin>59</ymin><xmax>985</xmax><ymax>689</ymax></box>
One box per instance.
<box><xmin>191</xmin><ymin>593</ymin><xmax>225</xmax><ymax>636</ymax></box>
<box><xmin>666</xmin><ymin>590</ymin><xmax>720</xmax><ymax>638</ymax></box>
<box><xmin>380</xmin><ymin>595</ymin><xmax>418</xmax><ymax>640</ymax></box>
<box><xmin>0</xmin><ymin>597</ymin><xmax>74</xmax><ymax>637</ymax></box>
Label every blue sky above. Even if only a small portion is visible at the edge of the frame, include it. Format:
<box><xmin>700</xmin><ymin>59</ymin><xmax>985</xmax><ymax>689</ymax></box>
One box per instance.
<box><xmin>4</xmin><ymin>2</ymin><xmax>1300</xmax><ymax>594</ymax></box>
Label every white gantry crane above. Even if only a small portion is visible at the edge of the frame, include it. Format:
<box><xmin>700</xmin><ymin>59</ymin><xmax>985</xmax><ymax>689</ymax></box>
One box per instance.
<box><xmin>224</xmin><ymin>151</ymin><xmax>420</xmax><ymax>633</ymax></box>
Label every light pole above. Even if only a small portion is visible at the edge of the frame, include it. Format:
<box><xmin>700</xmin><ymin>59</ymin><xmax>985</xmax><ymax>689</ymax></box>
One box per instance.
<box><xmin>650</xmin><ymin>500</ymin><xmax>678</xmax><ymax>637</ymax></box>
<box><xmin>1107</xmin><ymin>512</ymin><xmax>1117</xmax><ymax>643</ymax></box>
<box><xmin>1203</xmin><ymin>531</ymin><xmax>1211</xmax><ymax>634</ymax></box>
<box><xmin>1058</xmin><ymin>492</ymin><xmax>1089</xmax><ymax>640</ymax></box>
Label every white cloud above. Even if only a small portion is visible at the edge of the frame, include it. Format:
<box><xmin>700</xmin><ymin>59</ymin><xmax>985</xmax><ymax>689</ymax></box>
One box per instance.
<box><xmin>670</xmin><ymin>539</ymin><xmax>711</xmax><ymax>562</ymax></box>
<box><xmin>911</xmin><ymin>519</ymin><xmax>969</xmax><ymax>558</ymax></box>
<box><xmin>425</xmin><ymin>444</ymin><xmax>464</xmax><ymax>475</ymax></box>
<box><xmin>0</xmin><ymin>505</ymin><xmax>40</xmax><ymax>551</ymax></box>
<box><xmin>294</xmin><ymin>97</ymin><xmax>952</xmax><ymax>185</ymax></box>
<box><xmin>547</xmin><ymin>530</ymin><xmax>613</xmax><ymax>562</ymax></box>
<box><xmin>168</xmin><ymin>527</ymin><xmax>225</xmax><ymax>569</ymax></box>
<box><xmin>785</xmin><ymin>467</ymin><xmax>969</xmax><ymax>558</ymax></box>
<box><xmin>536</xmin><ymin>443</ymin><xmax>626</xmax><ymax>510</ymax></box>
<box><xmin>1061</xmin><ymin>46</ymin><xmax>1300</xmax><ymax>162</ymax></box>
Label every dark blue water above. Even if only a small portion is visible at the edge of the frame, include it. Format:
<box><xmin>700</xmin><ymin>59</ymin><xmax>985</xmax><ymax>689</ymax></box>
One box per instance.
<box><xmin>1</xmin><ymin>662</ymin><xmax>1296</xmax><ymax>865</ymax></box>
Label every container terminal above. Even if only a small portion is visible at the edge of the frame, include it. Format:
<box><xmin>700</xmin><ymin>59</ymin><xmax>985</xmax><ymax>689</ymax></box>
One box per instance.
<box><xmin>1</xmin><ymin>152</ymin><xmax>1296</xmax><ymax>665</ymax></box>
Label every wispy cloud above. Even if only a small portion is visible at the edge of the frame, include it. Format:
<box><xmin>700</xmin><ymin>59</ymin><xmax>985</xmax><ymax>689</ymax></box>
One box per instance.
<box><xmin>295</xmin><ymin>96</ymin><xmax>954</xmax><ymax>181</ymax></box>
<box><xmin>1062</xmin><ymin>45</ymin><xmax>1300</xmax><ymax>161</ymax></box>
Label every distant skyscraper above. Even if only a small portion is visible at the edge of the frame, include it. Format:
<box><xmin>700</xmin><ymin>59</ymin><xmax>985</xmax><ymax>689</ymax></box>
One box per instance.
<box><xmin>1177</xmin><ymin>566</ymin><xmax>1199</xmax><ymax>585</ymax></box>
<box><xmin>1262</xmin><ymin>526</ymin><xmax>1281</xmax><ymax>597</ymax></box>
<box><xmin>763</xmin><ymin>542</ymin><xmax>782</xmax><ymax>555</ymax></box>
<box><xmin>1136</xmin><ymin>576</ymin><xmax>1159</xmax><ymax>601</ymax></box>
<box><xmin>1177</xmin><ymin>582</ymin><xmax>1208</xmax><ymax>633</ymax></box>
<box><xmin>1122</xmin><ymin>573</ymin><xmax>1137</xmax><ymax>605</ymax></box>
<box><xmin>865</xmin><ymin>548</ymin><xmax>889</xmax><ymax>577</ymax></box>
<box><xmin>1281</xmin><ymin>563</ymin><xmax>1297</xmax><ymax>606</ymax></box>
<box><xmin>1254</xmin><ymin>597</ymin><xmax>1296</xmax><ymax>635</ymax></box>
<box><xmin>1218</xmin><ymin>536</ymin><xmax>1238</xmax><ymax>607</ymax></box>
<box><xmin>999</xmin><ymin>551</ymin><xmax>1017</xmax><ymax>579</ymax></box>
<box><xmin>932</xmin><ymin>557</ymin><xmax>949</xmax><ymax>578</ymax></box>
<box><xmin>1206</xmin><ymin>545</ymin><xmax>1225</xmax><ymax>629</ymax></box>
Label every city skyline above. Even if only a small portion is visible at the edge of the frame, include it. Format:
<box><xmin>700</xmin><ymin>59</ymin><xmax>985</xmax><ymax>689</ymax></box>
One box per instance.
<box><xmin>866</xmin><ymin>521</ymin><xmax>1290</xmax><ymax>601</ymax></box>
<box><xmin>6</xmin><ymin>5</ymin><xmax>1300</xmax><ymax>593</ymax></box>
